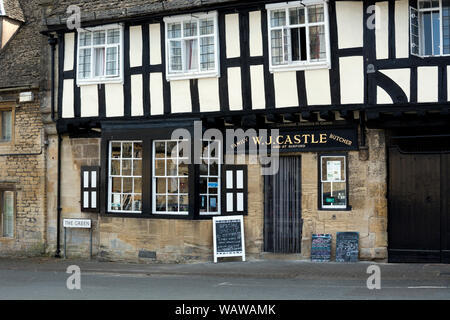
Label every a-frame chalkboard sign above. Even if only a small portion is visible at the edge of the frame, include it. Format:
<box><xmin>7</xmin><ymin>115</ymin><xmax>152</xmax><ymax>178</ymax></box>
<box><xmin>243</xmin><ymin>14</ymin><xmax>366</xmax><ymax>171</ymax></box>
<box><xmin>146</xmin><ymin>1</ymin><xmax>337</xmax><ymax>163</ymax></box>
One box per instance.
<box><xmin>213</xmin><ymin>216</ymin><xmax>246</xmax><ymax>263</ymax></box>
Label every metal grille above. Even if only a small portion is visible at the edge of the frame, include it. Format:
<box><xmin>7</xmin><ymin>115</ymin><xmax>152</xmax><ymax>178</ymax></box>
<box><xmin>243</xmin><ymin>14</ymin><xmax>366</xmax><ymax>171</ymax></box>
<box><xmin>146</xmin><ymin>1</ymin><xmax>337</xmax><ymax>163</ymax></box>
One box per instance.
<box><xmin>264</xmin><ymin>156</ymin><xmax>302</xmax><ymax>254</ymax></box>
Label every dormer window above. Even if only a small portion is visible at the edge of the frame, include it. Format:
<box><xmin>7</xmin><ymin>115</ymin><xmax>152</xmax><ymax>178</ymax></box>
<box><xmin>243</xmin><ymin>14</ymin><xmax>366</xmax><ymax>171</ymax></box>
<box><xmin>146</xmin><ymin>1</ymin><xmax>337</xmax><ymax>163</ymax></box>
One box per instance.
<box><xmin>77</xmin><ymin>24</ymin><xmax>123</xmax><ymax>85</ymax></box>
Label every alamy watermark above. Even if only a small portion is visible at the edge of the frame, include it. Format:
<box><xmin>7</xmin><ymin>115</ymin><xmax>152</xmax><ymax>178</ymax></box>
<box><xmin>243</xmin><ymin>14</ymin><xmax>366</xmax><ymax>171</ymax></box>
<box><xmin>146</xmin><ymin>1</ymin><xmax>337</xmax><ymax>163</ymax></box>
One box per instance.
<box><xmin>66</xmin><ymin>265</ymin><xmax>81</xmax><ymax>290</ymax></box>
<box><xmin>366</xmin><ymin>265</ymin><xmax>381</xmax><ymax>290</ymax></box>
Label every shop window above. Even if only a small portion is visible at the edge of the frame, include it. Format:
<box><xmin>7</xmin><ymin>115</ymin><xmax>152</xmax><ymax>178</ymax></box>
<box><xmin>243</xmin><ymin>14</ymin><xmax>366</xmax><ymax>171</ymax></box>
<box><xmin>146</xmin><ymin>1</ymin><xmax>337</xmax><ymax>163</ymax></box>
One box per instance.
<box><xmin>152</xmin><ymin>140</ymin><xmax>190</xmax><ymax>215</ymax></box>
<box><xmin>0</xmin><ymin>108</ymin><xmax>13</xmax><ymax>143</ymax></box>
<box><xmin>108</xmin><ymin>141</ymin><xmax>143</xmax><ymax>213</ymax></box>
<box><xmin>410</xmin><ymin>0</ymin><xmax>450</xmax><ymax>56</ymax></box>
<box><xmin>200</xmin><ymin>140</ymin><xmax>221</xmax><ymax>215</ymax></box>
<box><xmin>319</xmin><ymin>155</ymin><xmax>348</xmax><ymax>210</ymax></box>
<box><xmin>81</xmin><ymin>166</ymin><xmax>100</xmax><ymax>212</ymax></box>
<box><xmin>266</xmin><ymin>1</ymin><xmax>330</xmax><ymax>72</ymax></box>
<box><xmin>164</xmin><ymin>12</ymin><xmax>219</xmax><ymax>80</ymax></box>
<box><xmin>0</xmin><ymin>191</ymin><xmax>14</xmax><ymax>238</ymax></box>
<box><xmin>222</xmin><ymin>165</ymin><xmax>248</xmax><ymax>215</ymax></box>
<box><xmin>77</xmin><ymin>24</ymin><xmax>123</xmax><ymax>84</ymax></box>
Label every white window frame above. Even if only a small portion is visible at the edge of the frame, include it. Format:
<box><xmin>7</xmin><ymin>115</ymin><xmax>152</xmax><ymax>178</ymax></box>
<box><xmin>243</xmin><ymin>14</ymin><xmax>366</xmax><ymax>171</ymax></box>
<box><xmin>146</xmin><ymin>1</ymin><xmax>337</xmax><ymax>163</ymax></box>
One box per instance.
<box><xmin>199</xmin><ymin>139</ymin><xmax>221</xmax><ymax>216</ymax></box>
<box><xmin>76</xmin><ymin>24</ymin><xmax>124</xmax><ymax>86</ymax></box>
<box><xmin>411</xmin><ymin>0</ymin><xmax>450</xmax><ymax>57</ymax></box>
<box><xmin>266</xmin><ymin>0</ymin><xmax>331</xmax><ymax>72</ymax></box>
<box><xmin>320</xmin><ymin>155</ymin><xmax>347</xmax><ymax>210</ymax></box>
<box><xmin>164</xmin><ymin>12</ymin><xmax>220</xmax><ymax>81</ymax></box>
<box><xmin>152</xmin><ymin>140</ymin><xmax>190</xmax><ymax>215</ymax></box>
<box><xmin>108</xmin><ymin>141</ymin><xmax>143</xmax><ymax>214</ymax></box>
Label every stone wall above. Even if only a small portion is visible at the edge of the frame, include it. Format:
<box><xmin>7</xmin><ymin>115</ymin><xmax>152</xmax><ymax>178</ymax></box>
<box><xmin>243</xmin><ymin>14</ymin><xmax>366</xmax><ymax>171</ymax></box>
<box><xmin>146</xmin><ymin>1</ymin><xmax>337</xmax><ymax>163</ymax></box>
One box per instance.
<box><xmin>0</xmin><ymin>97</ymin><xmax>47</xmax><ymax>256</ymax></box>
<box><xmin>300</xmin><ymin>129</ymin><xmax>388</xmax><ymax>261</ymax></box>
<box><xmin>57</xmin><ymin>129</ymin><xmax>387</xmax><ymax>262</ymax></box>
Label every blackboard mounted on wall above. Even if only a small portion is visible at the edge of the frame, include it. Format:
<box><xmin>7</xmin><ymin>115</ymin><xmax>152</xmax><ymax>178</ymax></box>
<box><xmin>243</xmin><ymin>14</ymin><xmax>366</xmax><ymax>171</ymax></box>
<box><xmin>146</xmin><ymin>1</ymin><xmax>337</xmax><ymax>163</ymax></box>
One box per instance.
<box><xmin>336</xmin><ymin>232</ymin><xmax>359</xmax><ymax>262</ymax></box>
<box><xmin>213</xmin><ymin>216</ymin><xmax>245</xmax><ymax>263</ymax></box>
<box><xmin>311</xmin><ymin>234</ymin><xmax>332</xmax><ymax>262</ymax></box>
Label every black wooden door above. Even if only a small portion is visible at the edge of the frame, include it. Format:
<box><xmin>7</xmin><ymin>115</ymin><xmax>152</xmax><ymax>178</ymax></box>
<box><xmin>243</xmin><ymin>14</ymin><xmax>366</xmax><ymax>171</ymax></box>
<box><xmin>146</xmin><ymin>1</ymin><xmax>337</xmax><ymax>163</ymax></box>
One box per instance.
<box><xmin>264</xmin><ymin>156</ymin><xmax>302</xmax><ymax>254</ymax></box>
<box><xmin>388</xmin><ymin>148</ymin><xmax>444</xmax><ymax>262</ymax></box>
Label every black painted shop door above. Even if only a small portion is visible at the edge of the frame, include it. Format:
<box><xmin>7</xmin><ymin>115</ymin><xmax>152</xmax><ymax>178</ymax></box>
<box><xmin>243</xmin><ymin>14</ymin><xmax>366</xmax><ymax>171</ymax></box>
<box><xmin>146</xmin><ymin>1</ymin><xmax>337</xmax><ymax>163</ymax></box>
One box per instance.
<box><xmin>388</xmin><ymin>148</ymin><xmax>450</xmax><ymax>263</ymax></box>
<box><xmin>264</xmin><ymin>156</ymin><xmax>302</xmax><ymax>254</ymax></box>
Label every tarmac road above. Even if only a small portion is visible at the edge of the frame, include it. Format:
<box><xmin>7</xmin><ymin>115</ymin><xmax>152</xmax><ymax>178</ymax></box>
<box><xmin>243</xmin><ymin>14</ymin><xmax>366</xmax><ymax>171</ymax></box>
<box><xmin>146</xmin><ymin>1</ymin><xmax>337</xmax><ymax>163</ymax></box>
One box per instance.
<box><xmin>0</xmin><ymin>258</ymin><xmax>449</xmax><ymax>300</ymax></box>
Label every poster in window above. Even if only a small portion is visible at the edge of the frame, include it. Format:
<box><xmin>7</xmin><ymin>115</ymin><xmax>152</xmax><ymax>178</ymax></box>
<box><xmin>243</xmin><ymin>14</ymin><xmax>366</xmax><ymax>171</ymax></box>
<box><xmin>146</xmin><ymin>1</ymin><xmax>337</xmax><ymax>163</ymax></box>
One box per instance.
<box><xmin>327</xmin><ymin>161</ymin><xmax>341</xmax><ymax>181</ymax></box>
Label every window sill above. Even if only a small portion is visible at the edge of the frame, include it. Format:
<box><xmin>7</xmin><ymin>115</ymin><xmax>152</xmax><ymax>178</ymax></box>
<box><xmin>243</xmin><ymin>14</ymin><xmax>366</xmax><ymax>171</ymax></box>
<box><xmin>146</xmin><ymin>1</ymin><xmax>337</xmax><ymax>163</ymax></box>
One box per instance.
<box><xmin>166</xmin><ymin>71</ymin><xmax>220</xmax><ymax>82</ymax></box>
<box><xmin>77</xmin><ymin>77</ymin><xmax>123</xmax><ymax>86</ymax></box>
<box><xmin>270</xmin><ymin>62</ymin><xmax>331</xmax><ymax>73</ymax></box>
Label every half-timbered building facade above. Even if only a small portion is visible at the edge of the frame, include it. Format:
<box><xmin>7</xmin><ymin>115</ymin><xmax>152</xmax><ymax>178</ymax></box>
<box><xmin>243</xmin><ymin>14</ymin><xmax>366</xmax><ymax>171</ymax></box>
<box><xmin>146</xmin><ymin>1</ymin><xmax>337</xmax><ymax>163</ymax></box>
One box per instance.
<box><xmin>41</xmin><ymin>0</ymin><xmax>450</xmax><ymax>263</ymax></box>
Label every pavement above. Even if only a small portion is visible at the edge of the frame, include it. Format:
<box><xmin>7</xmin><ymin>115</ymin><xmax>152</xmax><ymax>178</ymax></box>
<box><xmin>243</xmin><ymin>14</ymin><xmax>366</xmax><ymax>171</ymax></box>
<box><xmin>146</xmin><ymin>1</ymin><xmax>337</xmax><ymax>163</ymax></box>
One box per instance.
<box><xmin>0</xmin><ymin>257</ymin><xmax>450</xmax><ymax>300</ymax></box>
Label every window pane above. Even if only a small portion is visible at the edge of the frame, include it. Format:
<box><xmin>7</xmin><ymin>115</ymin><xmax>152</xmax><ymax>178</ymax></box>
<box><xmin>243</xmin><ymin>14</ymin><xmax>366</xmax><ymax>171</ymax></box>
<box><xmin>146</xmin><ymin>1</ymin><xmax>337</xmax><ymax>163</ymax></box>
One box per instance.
<box><xmin>308</xmin><ymin>4</ymin><xmax>324</xmax><ymax>23</ymax></box>
<box><xmin>79</xmin><ymin>32</ymin><xmax>92</xmax><ymax>47</ymax></box>
<box><xmin>185</xmin><ymin>39</ymin><xmax>199</xmax><ymax>71</ymax></box>
<box><xmin>432</xmin><ymin>11</ymin><xmax>441</xmax><ymax>55</ymax></box>
<box><xmin>133</xmin><ymin>160</ymin><xmax>142</xmax><ymax>176</ymax></box>
<box><xmin>184</xmin><ymin>21</ymin><xmax>198</xmax><ymax>37</ymax></box>
<box><xmin>122</xmin><ymin>194</ymin><xmax>133</xmax><ymax>211</ymax></box>
<box><xmin>289</xmin><ymin>7</ymin><xmax>305</xmax><ymax>25</ymax></box>
<box><xmin>321</xmin><ymin>157</ymin><xmax>345</xmax><ymax>182</ymax></box>
<box><xmin>419</xmin><ymin>0</ymin><xmax>439</xmax><ymax>9</ymax></box>
<box><xmin>180</xmin><ymin>195</ymin><xmax>189</xmax><ymax>212</ymax></box>
<box><xmin>123</xmin><ymin>177</ymin><xmax>133</xmax><ymax>193</ymax></box>
<box><xmin>122</xmin><ymin>143</ymin><xmax>132</xmax><ymax>158</ymax></box>
<box><xmin>94</xmin><ymin>47</ymin><xmax>105</xmax><ymax>77</ymax></box>
<box><xmin>170</xmin><ymin>41</ymin><xmax>182</xmax><ymax>71</ymax></box>
<box><xmin>155</xmin><ymin>160</ymin><xmax>166</xmax><ymax>176</ymax></box>
<box><xmin>78</xmin><ymin>48</ymin><xmax>91</xmax><ymax>79</ymax></box>
<box><xmin>93</xmin><ymin>30</ymin><xmax>106</xmax><ymax>45</ymax></box>
<box><xmin>156</xmin><ymin>178</ymin><xmax>167</xmax><ymax>194</ymax></box>
<box><xmin>443</xmin><ymin>1</ymin><xmax>450</xmax><ymax>54</ymax></box>
<box><xmin>271</xmin><ymin>9</ymin><xmax>286</xmax><ymax>27</ymax></box>
<box><xmin>200</xmin><ymin>18</ymin><xmax>215</xmax><ymax>35</ymax></box>
<box><xmin>168</xmin><ymin>23</ymin><xmax>181</xmax><ymax>39</ymax></box>
<box><xmin>112</xmin><ymin>177</ymin><xmax>121</xmax><ymax>193</ymax></box>
<box><xmin>167</xmin><ymin>195</ymin><xmax>179</xmax><ymax>212</ymax></box>
<box><xmin>309</xmin><ymin>25</ymin><xmax>326</xmax><ymax>61</ymax></box>
<box><xmin>106</xmin><ymin>47</ymin><xmax>118</xmax><ymax>76</ymax></box>
<box><xmin>1</xmin><ymin>111</ymin><xmax>12</xmax><ymax>141</ymax></box>
<box><xmin>200</xmin><ymin>37</ymin><xmax>215</xmax><ymax>71</ymax></box>
<box><xmin>411</xmin><ymin>8</ymin><xmax>420</xmax><ymax>55</ymax></box>
<box><xmin>134</xmin><ymin>143</ymin><xmax>143</xmax><ymax>158</ymax></box>
<box><xmin>168</xmin><ymin>178</ymin><xmax>179</xmax><ymax>193</ymax></box>
<box><xmin>107</xmin><ymin>29</ymin><xmax>120</xmax><ymax>44</ymax></box>
<box><xmin>271</xmin><ymin>29</ymin><xmax>284</xmax><ymax>65</ymax></box>
<box><xmin>422</xmin><ymin>12</ymin><xmax>433</xmax><ymax>55</ymax></box>
<box><xmin>134</xmin><ymin>178</ymin><xmax>142</xmax><ymax>194</ymax></box>
<box><xmin>2</xmin><ymin>192</ymin><xmax>14</xmax><ymax>238</ymax></box>
<box><xmin>156</xmin><ymin>195</ymin><xmax>167</xmax><ymax>212</ymax></box>
<box><xmin>290</xmin><ymin>27</ymin><xmax>307</xmax><ymax>61</ymax></box>
<box><xmin>133</xmin><ymin>195</ymin><xmax>142</xmax><ymax>212</ymax></box>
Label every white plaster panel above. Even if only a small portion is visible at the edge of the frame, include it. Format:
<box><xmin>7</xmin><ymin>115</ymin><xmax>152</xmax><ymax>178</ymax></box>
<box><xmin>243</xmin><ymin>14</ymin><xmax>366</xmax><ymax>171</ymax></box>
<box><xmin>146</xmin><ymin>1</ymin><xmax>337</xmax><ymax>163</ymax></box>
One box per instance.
<box><xmin>339</xmin><ymin>56</ymin><xmax>364</xmax><ymax>104</ymax></box>
<box><xmin>80</xmin><ymin>85</ymin><xmax>99</xmax><ymax>117</ymax></box>
<box><xmin>226</xmin><ymin>14</ymin><xmax>241</xmax><ymax>59</ymax></box>
<box><xmin>250</xmin><ymin>65</ymin><xmax>266</xmax><ymax>110</ymax></box>
<box><xmin>105</xmin><ymin>83</ymin><xmax>124</xmax><ymax>117</ymax></box>
<box><xmin>304</xmin><ymin>69</ymin><xmax>331</xmax><ymax>105</ymax></box>
<box><xmin>274</xmin><ymin>72</ymin><xmax>299</xmax><ymax>108</ymax></box>
<box><xmin>170</xmin><ymin>80</ymin><xmax>192</xmax><ymax>113</ymax></box>
<box><xmin>395</xmin><ymin>0</ymin><xmax>409</xmax><ymax>59</ymax></box>
<box><xmin>131</xmin><ymin>74</ymin><xmax>144</xmax><ymax>116</ymax></box>
<box><xmin>249</xmin><ymin>11</ymin><xmax>263</xmax><ymax>57</ymax></box>
<box><xmin>64</xmin><ymin>33</ymin><xmax>75</xmax><ymax>71</ymax></box>
<box><xmin>376</xmin><ymin>2</ymin><xmax>389</xmax><ymax>60</ymax></box>
<box><xmin>62</xmin><ymin>79</ymin><xmax>74</xmax><ymax>118</ymax></box>
<box><xmin>377</xmin><ymin>86</ymin><xmax>393</xmax><ymax>104</ymax></box>
<box><xmin>227</xmin><ymin>67</ymin><xmax>243</xmax><ymax>111</ymax></box>
<box><xmin>130</xmin><ymin>26</ymin><xmax>142</xmax><ymax>68</ymax></box>
<box><xmin>199</xmin><ymin>78</ymin><xmax>221</xmax><ymax>112</ymax></box>
<box><xmin>380</xmin><ymin>68</ymin><xmax>411</xmax><ymax>102</ymax></box>
<box><xmin>417</xmin><ymin>67</ymin><xmax>438</xmax><ymax>103</ymax></box>
<box><xmin>150</xmin><ymin>24</ymin><xmax>162</xmax><ymax>65</ymax></box>
<box><xmin>150</xmin><ymin>72</ymin><xmax>164</xmax><ymax>115</ymax></box>
<box><xmin>335</xmin><ymin>1</ymin><xmax>363</xmax><ymax>49</ymax></box>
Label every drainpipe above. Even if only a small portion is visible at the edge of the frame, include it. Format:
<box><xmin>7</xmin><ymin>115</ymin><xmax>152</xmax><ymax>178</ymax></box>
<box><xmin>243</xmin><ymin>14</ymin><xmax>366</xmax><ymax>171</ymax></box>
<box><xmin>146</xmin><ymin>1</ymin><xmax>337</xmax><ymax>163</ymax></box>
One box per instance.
<box><xmin>47</xmin><ymin>34</ymin><xmax>62</xmax><ymax>258</ymax></box>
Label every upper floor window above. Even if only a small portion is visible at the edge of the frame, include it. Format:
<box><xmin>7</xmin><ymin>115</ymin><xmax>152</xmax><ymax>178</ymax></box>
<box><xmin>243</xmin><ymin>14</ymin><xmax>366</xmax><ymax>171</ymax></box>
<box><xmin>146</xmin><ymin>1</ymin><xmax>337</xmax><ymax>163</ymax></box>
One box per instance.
<box><xmin>164</xmin><ymin>12</ymin><xmax>219</xmax><ymax>81</ymax></box>
<box><xmin>266</xmin><ymin>1</ymin><xmax>330</xmax><ymax>72</ymax></box>
<box><xmin>0</xmin><ymin>108</ymin><xmax>13</xmax><ymax>143</ymax></box>
<box><xmin>77</xmin><ymin>24</ymin><xmax>123</xmax><ymax>85</ymax></box>
<box><xmin>411</xmin><ymin>0</ymin><xmax>450</xmax><ymax>56</ymax></box>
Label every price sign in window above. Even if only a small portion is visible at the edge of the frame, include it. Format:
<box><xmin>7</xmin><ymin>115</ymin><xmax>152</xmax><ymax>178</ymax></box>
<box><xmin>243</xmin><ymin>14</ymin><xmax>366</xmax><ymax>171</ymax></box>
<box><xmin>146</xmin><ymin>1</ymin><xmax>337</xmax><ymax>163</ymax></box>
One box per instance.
<box><xmin>320</xmin><ymin>155</ymin><xmax>347</xmax><ymax>210</ymax></box>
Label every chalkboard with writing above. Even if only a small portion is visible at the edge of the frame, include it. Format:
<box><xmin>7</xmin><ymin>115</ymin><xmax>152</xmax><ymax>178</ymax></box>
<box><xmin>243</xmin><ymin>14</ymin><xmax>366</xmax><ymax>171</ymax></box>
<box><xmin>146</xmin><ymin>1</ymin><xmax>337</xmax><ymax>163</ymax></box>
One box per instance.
<box><xmin>311</xmin><ymin>234</ymin><xmax>332</xmax><ymax>262</ymax></box>
<box><xmin>213</xmin><ymin>216</ymin><xmax>246</xmax><ymax>263</ymax></box>
<box><xmin>336</xmin><ymin>232</ymin><xmax>359</xmax><ymax>262</ymax></box>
